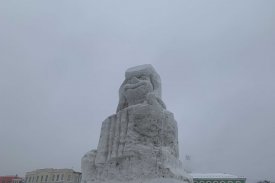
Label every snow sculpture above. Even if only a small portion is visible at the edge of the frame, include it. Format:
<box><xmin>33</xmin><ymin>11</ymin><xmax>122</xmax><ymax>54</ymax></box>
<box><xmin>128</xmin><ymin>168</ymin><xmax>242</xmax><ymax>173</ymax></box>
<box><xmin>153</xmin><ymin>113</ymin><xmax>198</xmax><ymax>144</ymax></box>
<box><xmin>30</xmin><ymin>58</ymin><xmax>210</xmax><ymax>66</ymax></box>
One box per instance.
<box><xmin>81</xmin><ymin>64</ymin><xmax>192</xmax><ymax>183</ymax></box>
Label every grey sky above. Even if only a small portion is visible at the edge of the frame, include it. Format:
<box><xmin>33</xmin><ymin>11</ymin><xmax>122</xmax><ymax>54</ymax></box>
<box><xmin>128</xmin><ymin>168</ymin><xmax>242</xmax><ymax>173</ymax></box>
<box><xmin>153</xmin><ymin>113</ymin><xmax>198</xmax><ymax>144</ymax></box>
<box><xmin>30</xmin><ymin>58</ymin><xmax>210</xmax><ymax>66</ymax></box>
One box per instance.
<box><xmin>0</xmin><ymin>1</ymin><xmax>275</xmax><ymax>183</ymax></box>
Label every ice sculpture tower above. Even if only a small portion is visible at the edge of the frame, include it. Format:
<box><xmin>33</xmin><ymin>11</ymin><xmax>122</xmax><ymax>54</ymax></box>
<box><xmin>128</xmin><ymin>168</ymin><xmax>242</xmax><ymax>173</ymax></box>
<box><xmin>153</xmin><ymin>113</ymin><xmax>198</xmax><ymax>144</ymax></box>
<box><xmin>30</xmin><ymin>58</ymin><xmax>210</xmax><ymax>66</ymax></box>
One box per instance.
<box><xmin>81</xmin><ymin>64</ymin><xmax>192</xmax><ymax>183</ymax></box>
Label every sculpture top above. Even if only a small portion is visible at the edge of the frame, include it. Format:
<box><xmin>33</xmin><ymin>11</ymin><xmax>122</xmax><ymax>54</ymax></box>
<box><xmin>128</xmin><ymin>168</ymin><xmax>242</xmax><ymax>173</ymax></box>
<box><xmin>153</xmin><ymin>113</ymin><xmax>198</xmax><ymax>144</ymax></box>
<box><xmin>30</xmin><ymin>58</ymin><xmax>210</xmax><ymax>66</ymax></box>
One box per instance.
<box><xmin>117</xmin><ymin>64</ymin><xmax>165</xmax><ymax>112</ymax></box>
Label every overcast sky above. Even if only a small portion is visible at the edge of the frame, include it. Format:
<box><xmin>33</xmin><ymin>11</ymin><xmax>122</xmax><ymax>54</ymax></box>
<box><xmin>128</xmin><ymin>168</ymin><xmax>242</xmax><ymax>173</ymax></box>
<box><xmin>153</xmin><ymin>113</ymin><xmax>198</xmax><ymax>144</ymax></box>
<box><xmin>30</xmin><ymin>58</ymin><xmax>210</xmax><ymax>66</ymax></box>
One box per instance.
<box><xmin>0</xmin><ymin>1</ymin><xmax>275</xmax><ymax>183</ymax></box>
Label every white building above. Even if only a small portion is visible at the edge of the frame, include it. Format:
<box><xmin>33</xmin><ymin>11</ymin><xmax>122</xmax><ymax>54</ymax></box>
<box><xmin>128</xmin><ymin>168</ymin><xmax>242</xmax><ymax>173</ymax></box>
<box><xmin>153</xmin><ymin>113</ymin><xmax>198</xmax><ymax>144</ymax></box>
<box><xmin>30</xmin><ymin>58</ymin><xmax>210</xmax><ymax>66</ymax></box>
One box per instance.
<box><xmin>190</xmin><ymin>173</ymin><xmax>246</xmax><ymax>183</ymax></box>
<box><xmin>25</xmin><ymin>169</ymin><xmax>81</xmax><ymax>183</ymax></box>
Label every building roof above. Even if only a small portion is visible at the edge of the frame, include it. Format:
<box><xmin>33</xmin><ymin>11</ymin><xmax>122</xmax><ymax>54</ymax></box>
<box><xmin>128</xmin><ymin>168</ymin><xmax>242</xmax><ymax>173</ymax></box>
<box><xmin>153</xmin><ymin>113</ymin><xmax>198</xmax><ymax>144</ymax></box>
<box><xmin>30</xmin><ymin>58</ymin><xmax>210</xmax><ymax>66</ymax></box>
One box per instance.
<box><xmin>26</xmin><ymin>168</ymin><xmax>81</xmax><ymax>175</ymax></box>
<box><xmin>0</xmin><ymin>176</ymin><xmax>23</xmax><ymax>178</ymax></box>
<box><xmin>190</xmin><ymin>173</ymin><xmax>245</xmax><ymax>179</ymax></box>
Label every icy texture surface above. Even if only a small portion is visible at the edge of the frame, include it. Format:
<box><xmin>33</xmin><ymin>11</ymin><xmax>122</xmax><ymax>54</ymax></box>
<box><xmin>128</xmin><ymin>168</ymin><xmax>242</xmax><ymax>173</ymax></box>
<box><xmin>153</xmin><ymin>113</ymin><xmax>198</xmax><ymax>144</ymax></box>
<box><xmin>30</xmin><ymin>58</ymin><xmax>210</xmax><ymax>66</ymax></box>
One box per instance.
<box><xmin>81</xmin><ymin>64</ymin><xmax>192</xmax><ymax>183</ymax></box>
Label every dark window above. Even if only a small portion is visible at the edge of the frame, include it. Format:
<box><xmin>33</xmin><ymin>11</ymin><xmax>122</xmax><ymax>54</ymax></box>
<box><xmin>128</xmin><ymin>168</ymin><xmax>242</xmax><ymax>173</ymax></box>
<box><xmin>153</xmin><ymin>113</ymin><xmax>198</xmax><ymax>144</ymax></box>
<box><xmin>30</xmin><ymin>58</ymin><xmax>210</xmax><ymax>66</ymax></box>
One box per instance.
<box><xmin>45</xmin><ymin>175</ymin><xmax>48</xmax><ymax>182</ymax></box>
<box><xmin>61</xmin><ymin>175</ymin><xmax>64</xmax><ymax>181</ymax></box>
<box><xmin>41</xmin><ymin>176</ymin><xmax>43</xmax><ymax>182</ymax></box>
<box><xmin>56</xmin><ymin>175</ymin><xmax>59</xmax><ymax>182</ymax></box>
<box><xmin>36</xmin><ymin>177</ymin><xmax>39</xmax><ymax>182</ymax></box>
<box><xmin>52</xmin><ymin>175</ymin><xmax>55</xmax><ymax>182</ymax></box>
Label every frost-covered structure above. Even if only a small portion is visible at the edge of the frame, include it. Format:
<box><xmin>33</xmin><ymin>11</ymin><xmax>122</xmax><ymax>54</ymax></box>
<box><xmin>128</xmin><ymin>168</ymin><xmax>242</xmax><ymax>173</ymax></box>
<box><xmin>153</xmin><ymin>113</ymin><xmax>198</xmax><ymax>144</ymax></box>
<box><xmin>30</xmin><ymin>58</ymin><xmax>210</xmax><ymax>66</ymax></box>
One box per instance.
<box><xmin>81</xmin><ymin>64</ymin><xmax>192</xmax><ymax>183</ymax></box>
